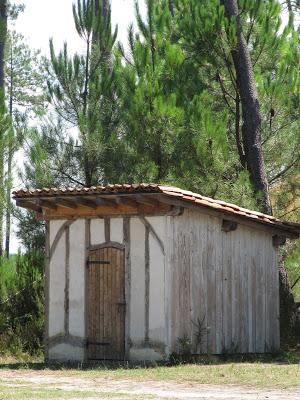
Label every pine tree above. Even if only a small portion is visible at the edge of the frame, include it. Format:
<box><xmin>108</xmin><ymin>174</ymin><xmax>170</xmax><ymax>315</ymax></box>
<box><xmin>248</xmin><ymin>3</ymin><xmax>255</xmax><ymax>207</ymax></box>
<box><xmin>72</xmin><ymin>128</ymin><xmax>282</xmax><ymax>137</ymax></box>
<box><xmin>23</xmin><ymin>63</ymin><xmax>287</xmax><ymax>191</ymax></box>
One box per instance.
<box><xmin>48</xmin><ymin>0</ymin><xmax>120</xmax><ymax>186</ymax></box>
<box><xmin>118</xmin><ymin>0</ymin><xmax>186</xmax><ymax>183</ymax></box>
<box><xmin>4</xmin><ymin>31</ymin><xmax>47</xmax><ymax>256</ymax></box>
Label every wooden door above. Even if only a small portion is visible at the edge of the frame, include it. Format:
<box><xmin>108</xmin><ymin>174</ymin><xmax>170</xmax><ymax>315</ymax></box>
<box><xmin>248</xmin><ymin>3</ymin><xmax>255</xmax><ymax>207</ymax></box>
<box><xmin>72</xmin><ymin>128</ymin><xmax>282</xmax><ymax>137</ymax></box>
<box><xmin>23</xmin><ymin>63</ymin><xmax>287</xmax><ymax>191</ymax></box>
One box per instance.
<box><xmin>87</xmin><ymin>246</ymin><xmax>125</xmax><ymax>360</ymax></box>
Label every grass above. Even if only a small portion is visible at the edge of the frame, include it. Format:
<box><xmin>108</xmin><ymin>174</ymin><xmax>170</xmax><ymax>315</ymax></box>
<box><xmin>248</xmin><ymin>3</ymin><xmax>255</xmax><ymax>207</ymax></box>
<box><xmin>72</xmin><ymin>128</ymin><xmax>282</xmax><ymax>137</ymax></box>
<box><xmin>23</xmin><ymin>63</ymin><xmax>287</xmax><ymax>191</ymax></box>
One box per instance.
<box><xmin>0</xmin><ymin>354</ymin><xmax>299</xmax><ymax>399</ymax></box>
<box><xmin>0</xmin><ymin>384</ymin><xmax>151</xmax><ymax>400</ymax></box>
<box><xmin>0</xmin><ymin>353</ymin><xmax>300</xmax><ymax>386</ymax></box>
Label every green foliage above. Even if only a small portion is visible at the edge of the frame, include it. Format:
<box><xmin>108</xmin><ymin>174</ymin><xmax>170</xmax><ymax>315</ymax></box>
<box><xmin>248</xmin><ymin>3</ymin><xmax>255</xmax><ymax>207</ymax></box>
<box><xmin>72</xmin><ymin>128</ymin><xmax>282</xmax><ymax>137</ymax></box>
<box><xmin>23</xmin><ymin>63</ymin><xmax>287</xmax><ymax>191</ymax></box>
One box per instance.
<box><xmin>47</xmin><ymin>0</ymin><xmax>120</xmax><ymax>186</ymax></box>
<box><xmin>0</xmin><ymin>252</ymin><xmax>44</xmax><ymax>356</ymax></box>
<box><xmin>284</xmin><ymin>241</ymin><xmax>300</xmax><ymax>300</ymax></box>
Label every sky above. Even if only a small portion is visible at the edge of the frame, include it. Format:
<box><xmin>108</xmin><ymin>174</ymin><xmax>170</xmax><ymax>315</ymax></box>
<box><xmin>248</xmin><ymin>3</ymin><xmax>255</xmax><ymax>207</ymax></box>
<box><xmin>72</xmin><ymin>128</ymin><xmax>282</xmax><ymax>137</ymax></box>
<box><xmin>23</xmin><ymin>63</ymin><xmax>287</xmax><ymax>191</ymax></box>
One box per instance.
<box><xmin>10</xmin><ymin>0</ymin><xmax>146</xmax><ymax>253</ymax></box>
<box><xmin>13</xmin><ymin>0</ymin><xmax>146</xmax><ymax>55</ymax></box>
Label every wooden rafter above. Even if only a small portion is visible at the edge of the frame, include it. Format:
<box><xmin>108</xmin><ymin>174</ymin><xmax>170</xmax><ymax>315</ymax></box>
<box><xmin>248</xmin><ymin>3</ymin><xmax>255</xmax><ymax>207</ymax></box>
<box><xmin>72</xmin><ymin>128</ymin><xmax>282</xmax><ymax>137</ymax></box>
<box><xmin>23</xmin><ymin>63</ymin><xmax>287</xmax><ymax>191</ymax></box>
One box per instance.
<box><xmin>116</xmin><ymin>197</ymin><xmax>139</xmax><ymax>208</ymax></box>
<box><xmin>38</xmin><ymin>199</ymin><xmax>57</xmax><ymax>211</ymax></box>
<box><xmin>55</xmin><ymin>198</ymin><xmax>78</xmax><ymax>209</ymax></box>
<box><xmin>134</xmin><ymin>195</ymin><xmax>157</xmax><ymax>207</ymax></box>
<box><xmin>75</xmin><ymin>197</ymin><xmax>98</xmax><ymax>209</ymax></box>
<box><xmin>96</xmin><ymin>197</ymin><xmax>118</xmax><ymax>208</ymax></box>
<box><xmin>16</xmin><ymin>199</ymin><xmax>42</xmax><ymax>214</ymax></box>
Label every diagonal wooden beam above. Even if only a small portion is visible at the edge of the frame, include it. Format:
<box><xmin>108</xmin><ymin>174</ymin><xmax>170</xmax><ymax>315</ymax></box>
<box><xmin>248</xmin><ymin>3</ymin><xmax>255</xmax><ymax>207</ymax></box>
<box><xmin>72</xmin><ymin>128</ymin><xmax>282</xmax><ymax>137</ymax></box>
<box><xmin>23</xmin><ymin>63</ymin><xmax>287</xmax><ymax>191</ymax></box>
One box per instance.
<box><xmin>75</xmin><ymin>197</ymin><xmax>98</xmax><ymax>209</ymax></box>
<box><xmin>134</xmin><ymin>195</ymin><xmax>157</xmax><ymax>207</ymax></box>
<box><xmin>38</xmin><ymin>199</ymin><xmax>57</xmax><ymax>211</ymax></box>
<box><xmin>56</xmin><ymin>198</ymin><xmax>78</xmax><ymax>209</ymax></box>
<box><xmin>96</xmin><ymin>197</ymin><xmax>118</xmax><ymax>208</ymax></box>
<box><xmin>116</xmin><ymin>197</ymin><xmax>139</xmax><ymax>208</ymax></box>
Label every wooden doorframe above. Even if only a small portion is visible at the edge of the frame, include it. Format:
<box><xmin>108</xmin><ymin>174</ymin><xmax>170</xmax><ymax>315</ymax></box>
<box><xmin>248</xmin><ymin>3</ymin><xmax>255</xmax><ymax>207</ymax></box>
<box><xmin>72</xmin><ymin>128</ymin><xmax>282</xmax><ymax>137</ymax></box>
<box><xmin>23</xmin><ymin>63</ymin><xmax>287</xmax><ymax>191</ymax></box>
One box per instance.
<box><xmin>89</xmin><ymin>242</ymin><xmax>125</xmax><ymax>251</ymax></box>
<box><xmin>85</xmin><ymin>241</ymin><xmax>126</xmax><ymax>361</ymax></box>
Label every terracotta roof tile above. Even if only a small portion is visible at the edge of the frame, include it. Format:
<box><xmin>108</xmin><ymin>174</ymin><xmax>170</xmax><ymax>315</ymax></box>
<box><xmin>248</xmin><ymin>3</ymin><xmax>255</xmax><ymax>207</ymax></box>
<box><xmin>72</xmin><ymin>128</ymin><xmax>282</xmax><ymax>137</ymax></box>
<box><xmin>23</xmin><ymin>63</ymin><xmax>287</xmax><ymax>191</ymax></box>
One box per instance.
<box><xmin>12</xmin><ymin>184</ymin><xmax>300</xmax><ymax>235</ymax></box>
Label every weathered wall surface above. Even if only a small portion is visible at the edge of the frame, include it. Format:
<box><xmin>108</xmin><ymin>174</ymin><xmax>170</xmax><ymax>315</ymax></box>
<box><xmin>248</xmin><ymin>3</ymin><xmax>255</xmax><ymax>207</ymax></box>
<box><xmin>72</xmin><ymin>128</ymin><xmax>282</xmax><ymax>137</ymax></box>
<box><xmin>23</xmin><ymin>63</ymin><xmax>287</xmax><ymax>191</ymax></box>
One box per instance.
<box><xmin>49</xmin><ymin>220</ymin><xmax>67</xmax><ymax>337</ymax></box>
<box><xmin>128</xmin><ymin>217</ymin><xmax>166</xmax><ymax>361</ymax></box>
<box><xmin>166</xmin><ymin>209</ymin><xmax>280</xmax><ymax>355</ymax></box>
<box><xmin>48</xmin><ymin>219</ymin><xmax>86</xmax><ymax>362</ymax></box>
<box><xmin>47</xmin><ymin>208</ymin><xmax>279</xmax><ymax>362</ymax></box>
<box><xmin>69</xmin><ymin>220</ymin><xmax>86</xmax><ymax>338</ymax></box>
<box><xmin>48</xmin><ymin>215</ymin><xmax>167</xmax><ymax>362</ymax></box>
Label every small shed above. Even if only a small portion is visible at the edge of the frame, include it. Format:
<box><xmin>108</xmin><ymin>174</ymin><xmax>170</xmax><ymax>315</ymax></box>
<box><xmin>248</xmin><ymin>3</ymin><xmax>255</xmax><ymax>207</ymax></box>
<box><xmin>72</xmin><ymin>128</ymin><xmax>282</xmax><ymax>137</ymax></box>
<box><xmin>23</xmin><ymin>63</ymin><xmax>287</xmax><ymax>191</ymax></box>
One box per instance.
<box><xmin>14</xmin><ymin>184</ymin><xmax>300</xmax><ymax>362</ymax></box>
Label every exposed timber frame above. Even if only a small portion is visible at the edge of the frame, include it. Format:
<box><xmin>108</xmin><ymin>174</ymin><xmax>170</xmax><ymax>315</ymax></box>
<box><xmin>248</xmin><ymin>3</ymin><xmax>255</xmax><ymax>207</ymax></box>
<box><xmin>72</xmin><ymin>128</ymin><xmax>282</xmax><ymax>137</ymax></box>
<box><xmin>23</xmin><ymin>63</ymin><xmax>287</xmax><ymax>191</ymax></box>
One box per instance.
<box><xmin>17</xmin><ymin>194</ymin><xmax>172</xmax><ymax>220</ymax></box>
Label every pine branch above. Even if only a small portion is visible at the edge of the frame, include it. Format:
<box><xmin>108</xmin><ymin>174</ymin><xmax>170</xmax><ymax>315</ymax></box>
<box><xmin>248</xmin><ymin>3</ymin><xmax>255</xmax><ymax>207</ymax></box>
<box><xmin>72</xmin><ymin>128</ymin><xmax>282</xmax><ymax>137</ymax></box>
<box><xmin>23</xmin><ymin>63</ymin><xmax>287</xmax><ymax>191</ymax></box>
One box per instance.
<box><xmin>269</xmin><ymin>158</ymin><xmax>299</xmax><ymax>183</ymax></box>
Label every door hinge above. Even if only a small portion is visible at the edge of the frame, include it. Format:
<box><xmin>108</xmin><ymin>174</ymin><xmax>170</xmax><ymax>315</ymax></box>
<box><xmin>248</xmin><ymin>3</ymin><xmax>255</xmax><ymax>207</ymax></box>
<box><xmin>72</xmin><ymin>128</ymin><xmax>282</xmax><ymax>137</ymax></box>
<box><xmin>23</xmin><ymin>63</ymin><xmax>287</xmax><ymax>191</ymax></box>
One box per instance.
<box><xmin>87</xmin><ymin>260</ymin><xmax>110</xmax><ymax>267</ymax></box>
<box><xmin>87</xmin><ymin>341</ymin><xmax>110</xmax><ymax>346</ymax></box>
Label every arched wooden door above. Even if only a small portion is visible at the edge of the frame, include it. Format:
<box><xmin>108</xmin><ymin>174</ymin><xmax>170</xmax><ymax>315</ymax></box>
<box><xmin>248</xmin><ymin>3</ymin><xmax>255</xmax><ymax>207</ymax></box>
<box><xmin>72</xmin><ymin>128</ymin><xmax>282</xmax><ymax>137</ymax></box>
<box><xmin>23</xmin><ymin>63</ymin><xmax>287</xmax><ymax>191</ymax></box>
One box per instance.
<box><xmin>87</xmin><ymin>246</ymin><xmax>125</xmax><ymax>360</ymax></box>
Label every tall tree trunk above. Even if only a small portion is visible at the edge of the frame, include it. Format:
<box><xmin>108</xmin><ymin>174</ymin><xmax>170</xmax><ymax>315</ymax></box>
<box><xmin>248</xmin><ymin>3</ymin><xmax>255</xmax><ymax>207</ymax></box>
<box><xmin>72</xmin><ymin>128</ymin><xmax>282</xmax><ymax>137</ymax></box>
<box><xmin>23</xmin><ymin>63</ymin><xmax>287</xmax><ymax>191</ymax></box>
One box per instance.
<box><xmin>0</xmin><ymin>0</ymin><xmax>6</xmax><ymax>89</ymax></box>
<box><xmin>286</xmin><ymin>0</ymin><xmax>293</xmax><ymax>11</ymax></box>
<box><xmin>102</xmin><ymin>0</ymin><xmax>109</xmax><ymax>19</ymax></box>
<box><xmin>223</xmin><ymin>0</ymin><xmax>272</xmax><ymax>215</ymax></box>
<box><xmin>5</xmin><ymin>44</ymin><xmax>13</xmax><ymax>257</ymax></box>
<box><xmin>168</xmin><ymin>0</ymin><xmax>174</xmax><ymax>16</ymax></box>
<box><xmin>0</xmin><ymin>0</ymin><xmax>7</xmax><ymax>257</ymax></box>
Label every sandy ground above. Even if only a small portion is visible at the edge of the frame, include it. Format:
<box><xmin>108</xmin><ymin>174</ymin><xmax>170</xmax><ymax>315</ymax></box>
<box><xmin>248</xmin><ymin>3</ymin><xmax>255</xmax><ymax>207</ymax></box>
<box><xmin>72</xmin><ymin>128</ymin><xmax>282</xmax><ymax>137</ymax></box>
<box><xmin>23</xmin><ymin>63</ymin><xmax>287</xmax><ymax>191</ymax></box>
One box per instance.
<box><xmin>1</xmin><ymin>370</ymin><xmax>300</xmax><ymax>400</ymax></box>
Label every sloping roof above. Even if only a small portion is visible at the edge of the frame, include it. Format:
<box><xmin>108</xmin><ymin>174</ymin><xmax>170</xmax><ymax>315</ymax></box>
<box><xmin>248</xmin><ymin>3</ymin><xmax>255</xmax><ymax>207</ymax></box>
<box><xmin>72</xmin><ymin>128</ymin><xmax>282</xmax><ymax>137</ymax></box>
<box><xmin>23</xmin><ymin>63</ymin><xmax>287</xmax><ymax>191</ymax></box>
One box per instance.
<box><xmin>13</xmin><ymin>183</ymin><xmax>300</xmax><ymax>236</ymax></box>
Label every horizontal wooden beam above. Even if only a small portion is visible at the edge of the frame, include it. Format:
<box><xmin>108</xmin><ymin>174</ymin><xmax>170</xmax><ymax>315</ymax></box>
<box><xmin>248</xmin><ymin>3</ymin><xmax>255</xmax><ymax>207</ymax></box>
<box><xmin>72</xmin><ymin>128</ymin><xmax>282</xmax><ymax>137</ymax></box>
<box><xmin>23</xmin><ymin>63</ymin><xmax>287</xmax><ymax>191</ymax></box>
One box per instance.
<box><xmin>41</xmin><ymin>201</ymin><xmax>171</xmax><ymax>219</ymax></box>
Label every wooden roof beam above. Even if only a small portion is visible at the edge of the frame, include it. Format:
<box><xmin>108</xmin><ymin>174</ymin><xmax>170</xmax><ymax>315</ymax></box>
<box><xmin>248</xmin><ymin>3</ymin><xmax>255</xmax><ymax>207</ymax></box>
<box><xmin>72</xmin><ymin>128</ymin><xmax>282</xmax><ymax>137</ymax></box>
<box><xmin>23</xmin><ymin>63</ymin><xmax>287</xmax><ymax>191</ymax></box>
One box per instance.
<box><xmin>75</xmin><ymin>197</ymin><xmax>98</xmax><ymax>209</ymax></box>
<box><xmin>16</xmin><ymin>199</ymin><xmax>42</xmax><ymax>214</ymax></box>
<box><xmin>134</xmin><ymin>194</ymin><xmax>157</xmax><ymax>207</ymax></box>
<box><xmin>38</xmin><ymin>199</ymin><xmax>57</xmax><ymax>211</ymax></box>
<box><xmin>55</xmin><ymin>198</ymin><xmax>78</xmax><ymax>209</ymax></box>
<box><xmin>116</xmin><ymin>197</ymin><xmax>139</xmax><ymax>208</ymax></box>
<box><xmin>96</xmin><ymin>197</ymin><xmax>118</xmax><ymax>208</ymax></box>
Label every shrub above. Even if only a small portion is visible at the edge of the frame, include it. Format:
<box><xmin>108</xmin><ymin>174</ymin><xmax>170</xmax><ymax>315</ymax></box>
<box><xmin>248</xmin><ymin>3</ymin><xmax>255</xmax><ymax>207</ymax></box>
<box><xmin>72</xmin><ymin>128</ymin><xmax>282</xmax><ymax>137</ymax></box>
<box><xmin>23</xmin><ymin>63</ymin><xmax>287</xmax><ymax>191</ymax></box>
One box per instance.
<box><xmin>0</xmin><ymin>252</ymin><xmax>44</xmax><ymax>356</ymax></box>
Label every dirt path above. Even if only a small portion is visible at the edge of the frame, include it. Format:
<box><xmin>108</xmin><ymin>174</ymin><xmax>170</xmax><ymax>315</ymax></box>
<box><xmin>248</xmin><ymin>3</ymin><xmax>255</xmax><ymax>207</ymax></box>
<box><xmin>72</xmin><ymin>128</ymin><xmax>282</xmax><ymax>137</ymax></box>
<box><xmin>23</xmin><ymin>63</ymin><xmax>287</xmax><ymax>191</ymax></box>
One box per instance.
<box><xmin>1</xmin><ymin>370</ymin><xmax>300</xmax><ymax>399</ymax></box>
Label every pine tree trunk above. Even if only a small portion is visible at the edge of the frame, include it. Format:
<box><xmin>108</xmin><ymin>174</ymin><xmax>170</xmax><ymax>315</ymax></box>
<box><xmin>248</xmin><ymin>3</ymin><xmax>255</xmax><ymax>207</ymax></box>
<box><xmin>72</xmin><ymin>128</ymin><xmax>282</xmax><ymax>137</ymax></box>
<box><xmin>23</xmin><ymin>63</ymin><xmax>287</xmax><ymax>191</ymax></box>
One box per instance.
<box><xmin>5</xmin><ymin>144</ymin><xmax>12</xmax><ymax>257</ymax></box>
<box><xmin>223</xmin><ymin>0</ymin><xmax>272</xmax><ymax>215</ymax></box>
<box><xmin>286</xmin><ymin>0</ymin><xmax>293</xmax><ymax>11</ymax></box>
<box><xmin>5</xmin><ymin>45</ymin><xmax>13</xmax><ymax>257</ymax></box>
<box><xmin>0</xmin><ymin>0</ymin><xmax>7</xmax><ymax>257</ymax></box>
<box><xmin>168</xmin><ymin>0</ymin><xmax>174</xmax><ymax>16</ymax></box>
<box><xmin>94</xmin><ymin>0</ymin><xmax>99</xmax><ymax>15</ymax></box>
<box><xmin>0</xmin><ymin>0</ymin><xmax>6</xmax><ymax>89</ymax></box>
<box><xmin>224</xmin><ymin>0</ymin><xmax>297</xmax><ymax>342</ymax></box>
<box><xmin>102</xmin><ymin>0</ymin><xmax>109</xmax><ymax>19</ymax></box>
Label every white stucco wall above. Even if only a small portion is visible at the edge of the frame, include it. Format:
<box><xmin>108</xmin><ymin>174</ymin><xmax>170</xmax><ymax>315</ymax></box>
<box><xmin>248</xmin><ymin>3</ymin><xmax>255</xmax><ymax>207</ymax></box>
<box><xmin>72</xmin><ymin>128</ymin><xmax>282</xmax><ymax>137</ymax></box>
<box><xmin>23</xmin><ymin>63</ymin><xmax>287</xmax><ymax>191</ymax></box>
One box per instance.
<box><xmin>129</xmin><ymin>218</ymin><xmax>146</xmax><ymax>343</ymax></box>
<box><xmin>49</xmin><ymin>343</ymin><xmax>85</xmax><ymax>362</ymax></box>
<box><xmin>48</xmin><ymin>215</ymin><xmax>169</xmax><ymax>362</ymax></box>
<box><xmin>69</xmin><ymin>219</ymin><xmax>86</xmax><ymax>338</ymax></box>
<box><xmin>49</xmin><ymin>220</ymin><xmax>66</xmax><ymax>247</ymax></box>
<box><xmin>147</xmin><ymin>217</ymin><xmax>166</xmax><ymax>346</ymax></box>
<box><xmin>90</xmin><ymin>218</ymin><xmax>105</xmax><ymax>245</ymax></box>
<box><xmin>49</xmin><ymin>220</ymin><xmax>67</xmax><ymax>337</ymax></box>
<box><xmin>110</xmin><ymin>217</ymin><xmax>123</xmax><ymax>243</ymax></box>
